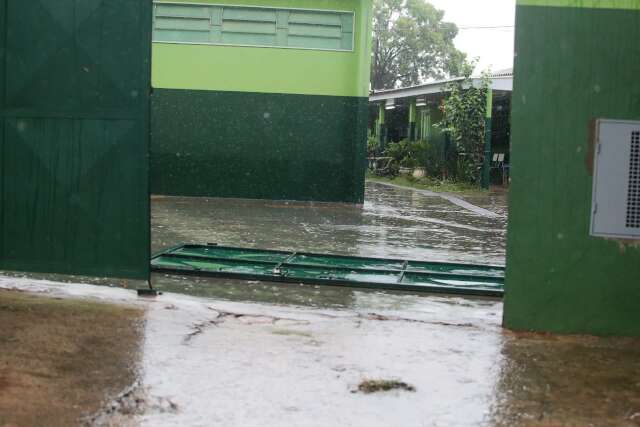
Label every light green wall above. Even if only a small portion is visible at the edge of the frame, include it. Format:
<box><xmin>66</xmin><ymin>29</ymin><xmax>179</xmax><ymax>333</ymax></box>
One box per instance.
<box><xmin>152</xmin><ymin>0</ymin><xmax>372</xmax><ymax>97</ymax></box>
<box><xmin>150</xmin><ymin>0</ymin><xmax>372</xmax><ymax>202</ymax></box>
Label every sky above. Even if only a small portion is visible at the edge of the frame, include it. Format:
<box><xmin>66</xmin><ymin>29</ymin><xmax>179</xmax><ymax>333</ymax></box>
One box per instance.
<box><xmin>426</xmin><ymin>0</ymin><xmax>516</xmax><ymax>74</ymax></box>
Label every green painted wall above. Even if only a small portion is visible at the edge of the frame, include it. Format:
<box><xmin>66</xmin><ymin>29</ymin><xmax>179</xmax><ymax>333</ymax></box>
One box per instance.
<box><xmin>517</xmin><ymin>0</ymin><xmax>640</xmax><ymax>9</ymax></box>
<box><xmin>0</xmin><ymin>0</ymin><xmax>151</xmax><ymax>280</ymax></box>
<box><xmin>504</xmin><ymin>1</ymin><xmax>640</xmax><ymax>336</ymax></box>
<box><xmin>151</xmin><ymin>0</ymin><xmax>372</xmax><ymax>202</ymax></box>
<box><xmin>152</xmin><ymin>89</ymin><xmax>368</xmax><ymax>202</ymax></box>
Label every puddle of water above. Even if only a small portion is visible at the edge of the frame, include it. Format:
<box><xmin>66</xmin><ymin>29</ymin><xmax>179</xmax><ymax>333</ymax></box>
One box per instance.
<box><xmin>152</xmin><ymin>182</ymin><xmax>507</xmax><ymax>265</ymax></box>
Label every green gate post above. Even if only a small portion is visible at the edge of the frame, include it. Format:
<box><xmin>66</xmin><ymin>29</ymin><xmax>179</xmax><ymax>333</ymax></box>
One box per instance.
<box><xmin>408</xmin><ymin>98</ymin><xmax>417</xmax><ymax>141</ymax></box>
<box><xmin>481</xmin><ymin>89</ymin><xmax>493</xmax><ymax>189</ymax></box>
<box><xmin>505</xmin><ymin>0</ymin><xmax>640</xmax><ymax>336</ymax></box>
<box><xmin>378</xmin><ymin>102</ymin><xmax>387</xmax><ymax>150</ymax></box>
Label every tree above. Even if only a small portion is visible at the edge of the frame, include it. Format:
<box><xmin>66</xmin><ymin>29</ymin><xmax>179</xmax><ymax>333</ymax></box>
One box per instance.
<box><xmin>371</xmin><ymin>0</ymin><xmax>466</xmax><ymax>90</ymax></box>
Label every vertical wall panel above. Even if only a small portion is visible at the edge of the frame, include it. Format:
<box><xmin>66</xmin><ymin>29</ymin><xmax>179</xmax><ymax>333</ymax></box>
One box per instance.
<box><xmin>0</xmin><ymin>0</ymin><xmax>151</xmax><ymax>280</ymax></box>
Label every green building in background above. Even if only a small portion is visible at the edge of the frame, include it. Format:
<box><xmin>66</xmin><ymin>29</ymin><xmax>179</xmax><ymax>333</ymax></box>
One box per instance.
<box><xmin>505</xmin><ymin>0</ymin><xmax>640</xmax><ymax>336</ymax></box>
<box><xmin>151</xmin><ymin>0</ymin><xmax>372</xmax><ymax>203</ymax></box>
<box><xmin>369</xmin><ymin>71</ymin><xmax>513</xmax><ymax>187</ymax></box>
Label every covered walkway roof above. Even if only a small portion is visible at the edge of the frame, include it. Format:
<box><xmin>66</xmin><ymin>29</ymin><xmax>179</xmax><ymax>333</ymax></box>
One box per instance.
<box><xmin>369</xmin><ymin>69</ymin><xmax>513</xmax><ymax>103</ymax></box>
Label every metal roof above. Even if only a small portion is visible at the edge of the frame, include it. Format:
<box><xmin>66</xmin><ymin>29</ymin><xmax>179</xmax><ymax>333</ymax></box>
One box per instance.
<box><xmin>369</xmin><ymin>68</ymin><xmax>513</xmax><ymax>103</ymax></box>
<box><xmin>488</xmin><ymin>67</ymin><xmax>514</xmax><ymax>78</ymax></box>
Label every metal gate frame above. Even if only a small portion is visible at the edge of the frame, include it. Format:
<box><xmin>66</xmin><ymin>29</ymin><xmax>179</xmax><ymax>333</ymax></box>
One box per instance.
<box><xmin>152</xmin><ymin>244</ymin><xmax>505</xmax><ymax>297</ymax></box>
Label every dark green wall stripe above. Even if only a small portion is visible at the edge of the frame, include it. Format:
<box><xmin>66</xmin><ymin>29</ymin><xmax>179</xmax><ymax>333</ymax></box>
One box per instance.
<box><xmin>151</xmin><ymin>89</ymin><xmax>368</xmax><ymax>203</ymax></box>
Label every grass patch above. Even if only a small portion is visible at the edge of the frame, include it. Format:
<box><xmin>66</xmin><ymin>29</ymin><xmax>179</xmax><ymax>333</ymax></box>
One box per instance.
<box><xmin>366</xmin><ymin>172</ymin><xmax>487</xmax><ymax>196</ymax></box>
<box><xmin>356</xmin><ymin>379</ymin><xmax>416</xmax><ymax>394</ymax></box>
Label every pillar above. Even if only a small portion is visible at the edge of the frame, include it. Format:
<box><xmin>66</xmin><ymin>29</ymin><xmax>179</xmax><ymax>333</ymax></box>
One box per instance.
<box><xmin>408</xmin><ymin>98</ymin><xmax>417</xmax><ymax>141</ymax></box>
<box><xmin>378</xmin><ymin>102</ymin><xmax>387</xmax><ymax>150</ymax></box>
<box><xmin>504</xmin><ymin>0</ymin><xmax>640</xmax><ymax>336</ymax></box>
<box><xmin>481</xmin><ymin>89</ymin><xmax>493</xmax><ymax>189</ymax></box>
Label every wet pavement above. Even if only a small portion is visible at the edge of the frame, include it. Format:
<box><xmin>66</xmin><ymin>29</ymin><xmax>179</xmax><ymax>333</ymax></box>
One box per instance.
<box><xmin>152</xmin><ymin>181</ymin><xmax>507</xmax><ymax>264</ymax></box>
<box><xmin>2</xmin><ymin>276</ymin><xmax>639</xmax><ymax>427</ymax></box>
<box><xmin>2</xmin><ymin>182</ymin><xmax>640</xmax><ymax>426</ymax></box>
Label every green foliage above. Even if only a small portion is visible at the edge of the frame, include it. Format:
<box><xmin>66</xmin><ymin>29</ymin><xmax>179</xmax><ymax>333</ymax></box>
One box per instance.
<box><xmin>367</xmin><ymin>134</ymin><xmax>380</xmax><ymax>157</ymax></box>
<box><xmin>367</xmin><ymin>173</ymin><xmax>487</xmax><ymax>195</ymax></box>
<box><xmin>436</xmin><ymin>66</ymin><xmax>490</xmax><ymax>185</ymax></box>
<box><xmin>421</xmin><ymin>139</ymin><xmax>446</xmax><ymax>177</ymax></box>
<box><xmin>371</xmin><ymin>0</ymin><xmax>466</xmax><ymax>90</ymax></box>
<box><xmin>384</xmin><ymin>139</ymin><xmax>432</xmax><ymax>173</ymax></box>
<box><xmin>385</xmin><ymin>139</ymin><xmax>416</xmax><ymax>169</ymax></box>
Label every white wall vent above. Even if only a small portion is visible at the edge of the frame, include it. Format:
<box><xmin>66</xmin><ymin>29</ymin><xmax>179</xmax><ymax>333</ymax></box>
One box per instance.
<box><xmin>591</xmin><ymin>119</ymin><xmax>640</xmax><ymax>239</ymax></box>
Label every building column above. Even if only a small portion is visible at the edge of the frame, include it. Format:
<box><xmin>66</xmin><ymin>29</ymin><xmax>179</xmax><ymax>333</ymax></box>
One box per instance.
<box><xmin>443</xmin><ymin>130</ymin><xmax>452</xmax><ymax>180</ymax></box>
<box><xmin>421</xmin><ymin>108</ymin><xmax>431</xmax><ymax>141</ymax></box>
<box><xmin>377</xmin><ymin>102</ymin><xmax>387</xmax><ymax>150</ymax></box>
<box><xmin>481</xmin><ymin>89</ymin><xmax>493</xmax><ymax>189</ymax></box>
<box><xmin>408</xmin><ymin>98</ymin><xmax>417</xmax><ymax>141</ymax></box>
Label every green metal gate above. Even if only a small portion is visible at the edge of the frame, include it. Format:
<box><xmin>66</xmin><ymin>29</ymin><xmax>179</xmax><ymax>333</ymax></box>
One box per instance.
<box><xmin>152</xmin><ymin>244</ymin><xmax>505</xmax><ymax>297</ymax></box>
<box><xmin>0</xmin><ymin>0</ymin><xmax>151</xmax><ymax>280</ymax></box>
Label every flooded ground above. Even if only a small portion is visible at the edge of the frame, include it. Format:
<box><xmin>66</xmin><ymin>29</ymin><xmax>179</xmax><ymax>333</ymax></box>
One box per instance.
<box><xmin>2</xmin><ymin>182</ymin><xmax>639</xmax><ymax>426</ymax></box>
<box><xmin>151</xmin><ymin>182</ymin><xmax>507</xmax><ymax>307</ymax></box>
<box><xmin>152</xmin><ymin>181</ymin><xmax>507</xmax><ymax>263</ymax></box>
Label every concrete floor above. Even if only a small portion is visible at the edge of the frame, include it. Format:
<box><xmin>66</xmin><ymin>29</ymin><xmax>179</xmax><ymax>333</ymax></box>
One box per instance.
<box><xmin>1</xmin><ymin>182</ymin><xmax>639</xmax><ymax>426</ymax></box>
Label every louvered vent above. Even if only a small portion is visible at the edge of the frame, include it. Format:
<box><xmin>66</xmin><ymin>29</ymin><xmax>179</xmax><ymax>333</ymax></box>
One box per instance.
<box><xmin>152</xmin><ymin>2</ymin><xmax>354</xmax><ymax>51</ymax></box>
<box><xmin>590</xmin><ymin>119</ymin><xmax>640</xmax><ymax>239</ymax></box>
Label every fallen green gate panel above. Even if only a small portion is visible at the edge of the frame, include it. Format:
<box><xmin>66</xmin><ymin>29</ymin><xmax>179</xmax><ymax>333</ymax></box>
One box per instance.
<box><xmin>151</xmin><ymin>244</ymin><xmax>505</xmax><ymax>297</ymax></box>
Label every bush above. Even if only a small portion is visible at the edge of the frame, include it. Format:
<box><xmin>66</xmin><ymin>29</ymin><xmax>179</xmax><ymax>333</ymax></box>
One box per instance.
<box><xmin>385</xmin><ymin>139</ymin><xmax>417</xmax><ymax>169</ymax></box>
<box><xmin>384</xmin><ymin>139</ymin><xmax>437</xmax><ymax>175</ymax></box>
<box><xmin>367</xmin><ymin>135</ymin><xmax>380</xmax><ymax>157</ymax></box>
